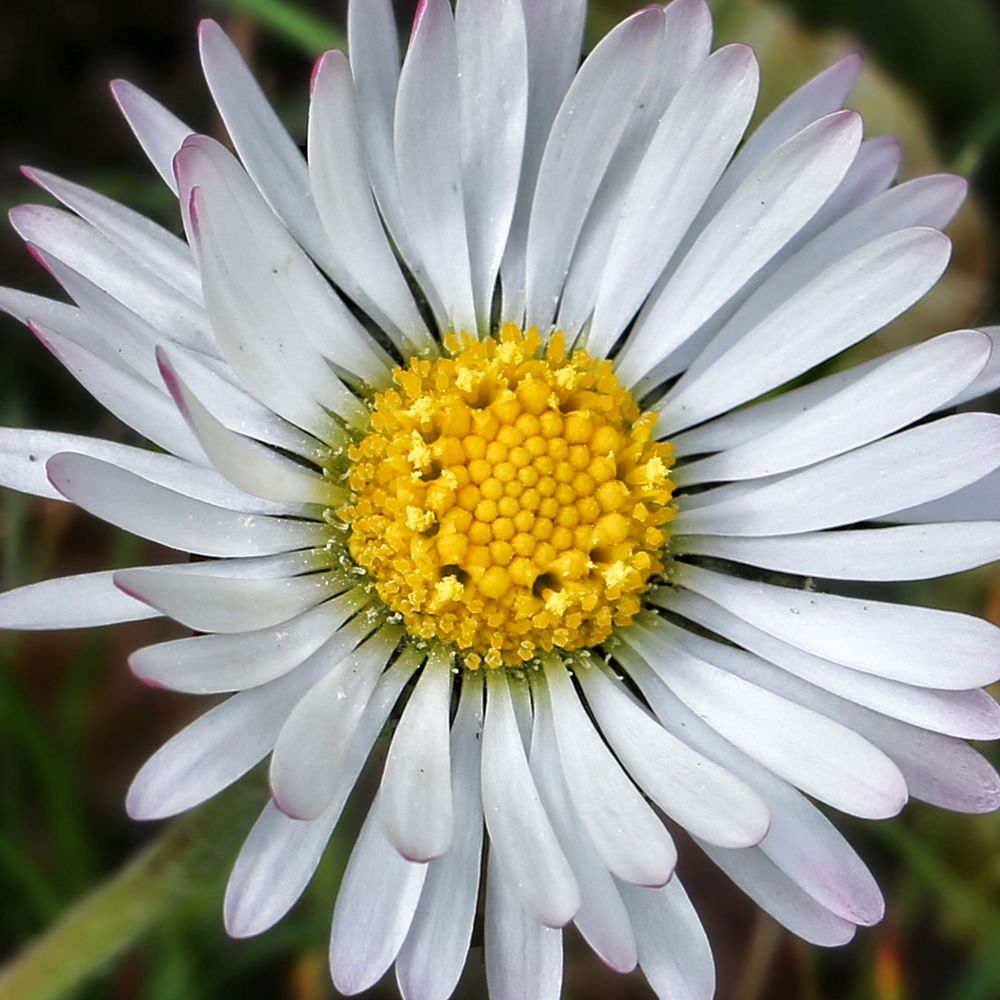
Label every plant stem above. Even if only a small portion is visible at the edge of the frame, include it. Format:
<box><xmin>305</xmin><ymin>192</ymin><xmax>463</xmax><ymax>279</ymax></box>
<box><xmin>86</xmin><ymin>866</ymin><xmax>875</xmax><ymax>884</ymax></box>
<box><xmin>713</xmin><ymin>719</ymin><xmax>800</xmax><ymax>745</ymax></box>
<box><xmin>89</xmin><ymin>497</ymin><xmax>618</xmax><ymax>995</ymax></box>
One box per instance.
<box><xmin>0</xmin><ymin>778</ymin><xmax>264</xmax><ymax>1000</ymax></box>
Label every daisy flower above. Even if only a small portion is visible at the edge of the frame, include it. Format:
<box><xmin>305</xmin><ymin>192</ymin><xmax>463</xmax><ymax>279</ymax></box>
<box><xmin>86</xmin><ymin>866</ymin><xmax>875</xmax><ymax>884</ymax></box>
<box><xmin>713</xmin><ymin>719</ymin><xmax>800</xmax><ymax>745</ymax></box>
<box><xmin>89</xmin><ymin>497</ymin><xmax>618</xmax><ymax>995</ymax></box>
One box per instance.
<box><xmin>3</xmin><ymin>0</ymin><xmax>1000</xmax><ymax>997</ymax></box>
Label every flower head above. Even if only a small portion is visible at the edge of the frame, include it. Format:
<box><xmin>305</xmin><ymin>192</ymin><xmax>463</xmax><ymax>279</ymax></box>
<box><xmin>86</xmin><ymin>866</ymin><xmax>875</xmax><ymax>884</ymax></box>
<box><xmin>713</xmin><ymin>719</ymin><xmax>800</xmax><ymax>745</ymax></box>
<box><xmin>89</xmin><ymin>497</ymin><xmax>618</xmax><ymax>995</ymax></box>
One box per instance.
<box><xmin>3</xmin><ymin>1</ymin><xmax>1000</xmax><ymax>997</ymax></box>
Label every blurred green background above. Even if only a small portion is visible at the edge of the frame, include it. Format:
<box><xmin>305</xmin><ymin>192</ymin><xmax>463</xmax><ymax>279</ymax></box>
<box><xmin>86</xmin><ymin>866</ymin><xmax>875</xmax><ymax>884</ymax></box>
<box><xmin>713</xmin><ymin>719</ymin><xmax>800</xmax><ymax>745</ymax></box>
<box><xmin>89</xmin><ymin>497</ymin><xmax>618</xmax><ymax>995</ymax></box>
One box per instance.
<box><xmin>1</xmin><ymin>1</ymin><xmax>999</xmax><ymax>998</ymax></box>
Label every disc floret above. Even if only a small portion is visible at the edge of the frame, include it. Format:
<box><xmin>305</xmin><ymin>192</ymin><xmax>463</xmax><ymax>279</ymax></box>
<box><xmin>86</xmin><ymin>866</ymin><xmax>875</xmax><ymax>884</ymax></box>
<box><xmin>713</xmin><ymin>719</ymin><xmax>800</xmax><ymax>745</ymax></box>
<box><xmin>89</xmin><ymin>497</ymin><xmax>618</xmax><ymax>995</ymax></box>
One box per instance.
<box><xmin>343</xmin><ymin>324</ymin><xmax>675</xmax><ymax>669</ymax></box>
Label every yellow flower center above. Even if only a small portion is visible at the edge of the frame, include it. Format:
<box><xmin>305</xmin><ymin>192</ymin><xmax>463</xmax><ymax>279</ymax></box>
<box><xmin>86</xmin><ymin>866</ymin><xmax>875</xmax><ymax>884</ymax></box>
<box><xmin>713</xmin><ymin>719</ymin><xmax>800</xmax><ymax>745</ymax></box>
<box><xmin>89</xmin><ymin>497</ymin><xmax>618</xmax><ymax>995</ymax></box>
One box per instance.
<box><xmin>342</xmin><ymin>325</ymin><xmax>675</xmax><ymax>669</ymax></box>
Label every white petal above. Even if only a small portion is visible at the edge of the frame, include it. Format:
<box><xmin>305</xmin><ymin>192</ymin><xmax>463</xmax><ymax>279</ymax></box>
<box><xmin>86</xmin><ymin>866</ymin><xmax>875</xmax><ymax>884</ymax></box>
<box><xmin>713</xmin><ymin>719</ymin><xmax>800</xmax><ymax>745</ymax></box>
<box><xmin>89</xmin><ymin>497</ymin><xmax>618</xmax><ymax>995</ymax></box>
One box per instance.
<box><xmin>329</xmin><ymin>800</ymin><xmax>428</xmax><ymax>996</ymax></box>
<box><xmin>524</xmin><ymin>6</ymin><xmax>665</xmax><ymax>331</ymax></box>
<box><xmin>197</xmin><ymin>19</ymin><xmax>337</xmax><ymax>279</ymax></box>
<box><xmin>575</xmin><ymin>662</ymin><xmax>771</xmax><ymax>849</ymax></box>
<box><xmin>29</xmin><ymin>323</ymin><xmax>203</xmax><ymax>464</ymax></box>
<box><xmin>674</xmin><ymin>173</ymin><xmax>965</xmax><ymax>390</ymax></box>
<box><xmin>0</xmin><ymin>427</ymin><xmax>298</xmax><ymax>514</ymax></box>
<box><xmin>672</xmin><ymin>564</ymin><xmax>1000</xmax><ymax>690</ymax></box>
<box><xmin>269</xmin><ymin>624</ymin><xmax>402</xmax><ymax>820</ymax></box>
<box><xmin>676</xmin><ymin>329</ymin><xmax>989</xmax><ymax>485</ymax></box>
<box><xmin>130</xmin><ymin>588</ymin><xmax>371</xmax><ymax>694</ymax></box>
<box><xmin>662</xmin><ymin>227</ymin><xmax>952</xmax><ymax>433</ymax></box>
<box><xmin>347</xmin><ymin>0</ymin><xmax>423</xmax><ymax>275</ymax></box>
<box><xmin>617</xmin><ymin>111</ymin><xmax>863</xmax><ymax>385</ymax></box>
<box><xmin>110</xmin><ymin>80</ymin><xmax>192</xmax><ymax>193</ymax></box>
<box><xmin>178</xmin><ymin>138</ymin><xmax>384</xmax><ymax>412</ymax></box>
<box><xmin>24</xmin><ymin>166</ymin><xmax>200</xmax><ymax>302</ymax></box>
<box><xmin>699</xmin><ymin>842</ymin><xmax>856</xmax><ymax>947</ymax></box>
<box><xmin>623</xmin><ymin>650</ymin><xmax>885</xmax><ymax>928</ymax></box>
<box><xmin>664</xmin><ymin>587</ymin><xmax>1000</xmax><ymax>740</ymax></box>
<box><xmin>378</xmin><ymin>647</ymin><xmax>455</xmax><ymax>862</ymax></box>
<box><xmin>499</xmin><ymin>0</ymin><xmax>586</xmax><ymax>324</ymax></box>
<box><xmin>586</xmin><ymin>44</ymin><xmax>758</xmax><ymax>354</ymax></box>
<box><xmin>675</xmin><ymin>414</ymin><xmax>1000</xmax><ymax>537</ymax></box>
<box><xmin>307</xmin><ymin>50</ymin><xmax>430</xmax><ymax>352</ymax></box>
<box><xmin>529</xmin><ymin>680</ymin><xmax>638</xmax><ymax>974</ymax></box>
<box><xmin>539</xmin><ymin>658</ymin><xmax>676</xmax><ymax>886</ymax></box>
<box><xmin>481</xmin><ymin>669</ymin><xmax>580</xmax><ymax>928</ymax></box>
<box><xmin>394</xmin><ymin>0</ymin><xmax>476</xmax><ymax>333</ymax></box>
<box><xmin>125</xmin><ymin>626</ymin><xmax>363</xmax><ymax>820</ymax></box>
<box><xmin>625</xmin><ymin>621</ymin><xmax>908</xmax><ymax>819</ymax></box>
<box><xmin>556</xmin><ymin>0</ymin><xmax>715</xmax><ymax>341</ymax></box>
<box><xmin>484</xmin><ymin>851</ymin><xmax>563</xmax><ymax>1000</ymax></box>
<box><xmin>157</xmin><ymin>350</ymin><xmax>345</xmax><ymax>506</ymax></box>
<box><xmin>681</xmin><ymin>521</ymin><xmax>1000</xmax><ymax>583</ymax></box>
<box><xmin>396</xmin><ymin>671</ymin><xmax>485</xmax><ymax>1000</ymax></box>
<box><xmin>619</xmin><ymin>878</ymin><xmax>715</xmax><ymax>1000</ymax></box>
<box><xmin>47</xmin><ymin>452</ymin><xmax>326</xmax><ymax>557</ymax></box>
<box><xmin>456</xmin><ymin>0</ymin><xmax>529</xmax><ymax>328</ymax></box>
<box><xmin>114</xmin><ymin>566</ymin><xmax>341</xmax><ymax>634</ymax></box>
<box><xmin>951</xmin><ymin>326</ymin><xmax>1000</xmax><ymax>406</ymax></box>
<box><xmin>225</xmin><ymin>647</ymin><xmax>422</xmax><ymax>937</ymax></box>
<box><xmin>693</xmin><ymin>54</ymin><xmax>863</xmax><ymax>233</ymax></box>
<box><xmin>886</xmin><ymin>466</ymin><xmax>1000</xmax><ymax>524</ymax></box>
<box><xmin>11</xmin><ymin>204</ymin><xmax>213</xmax><ymax>354</ymax></box>
<box><xmin>0</xmin><ymin>570</ymin><xmax>159</xmax><ymax>630</ymax></box>
<box><xmin>683</xmin><ymin>626</ymin><xmax>1000</xmax><ymax>815</ymax></box>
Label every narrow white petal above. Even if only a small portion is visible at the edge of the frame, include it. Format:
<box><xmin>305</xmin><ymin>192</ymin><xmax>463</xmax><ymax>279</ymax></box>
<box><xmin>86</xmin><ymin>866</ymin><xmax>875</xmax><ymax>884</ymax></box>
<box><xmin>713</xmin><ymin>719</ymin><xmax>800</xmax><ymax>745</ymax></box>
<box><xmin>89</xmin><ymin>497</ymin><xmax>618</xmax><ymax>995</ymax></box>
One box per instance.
<box><xmin>662</xmin><ymin>227</ymin><xmax>952</xmax><ymax>432</ymax></box>
<box><xmin>950</xmin><ymin>326</ymin><xmax>1000</xmax><ymax>406</ymax></box>
<box><xmin>681</xmin><ymin>522</ymin><xmax>1000</xmax><ymax>583</ymax></box>
<box><xmin>329</xmin><ymin>801</ymin><xmax>428</xmax><ymax>996</ymax></box>
<box><xmin>24</xmin><ymin>167</ymin><xmax>200</xmax><ymax>302</ymax></box>
<box><xmin>664</xmin><ymin>588</ymin><xmax>1000</xmax><ymax>740</ymax></box>
<box><xmin>675</xmin><ymin>414</ymin><xmax>1000</xmax><ymax>537</ymax></box>
<box><xmin>672</xmin><ymin>565</ymin><xmax>1000</xmax><ymax>689</ymax></box>
<box><xmin>130</xmin><ymin>589</ymin><xmax>371</xmax><ymax>694</ymax></box>
<box><xmin>47</xmin><ymin>452</ymin><xmax>326</xmax><ymax>557</ymax></box>
<box><xmin>499</xmin><ymin>0</ymin><xmax>586</xmax><ymax>324</ymax></box>
<box><xmin>29</xmin><ymin>323</ymin><xmax>203</xmax><ymax>464</ymax></box>
<box><xmin>624</xmin><ymin>650</ymin><xmax>885</xmax><ymax>928</ymax></box>
<box><xmin>586</xmin><ymin>45</ymin><xmax>758</xmax><ymax>354</ymax></box>
<box><xmin>197</xmin><ymin>19</ymin><xmax>338</xmax><ymax>278</ymax></box>
<box><xmin>484</xmin><ymin>851</ymin><xmax>563</xmax><ymax>1000</ymax></box>
<box><xmin>114</xmin><ymin>566</ymin><xmax>341</xmax><ymax>634</ymax></box>
<box><xmin>396</xmin><ymin>671</ymin><xmax>485</xmax><ymax>1000</ymax></box>
<box><xmin>529</xmin><ymin>681</ymin><xmax>638</xmax><ymax>974</ymax></box>
<box><xmin>178</xmin><ymin>137</ymin><xmax>385</xmax><ymax>411</ymax></box>
<box><xmin>269</xmin><ymin>624</ymin><xmax>402</xmax><ymax>820</ymax></box>
<box><xmin>539</xmin><ymin>659</ymin><xmax>676</xmax><ymax>887</ymax></box>
<box><xmin>456</xmin><ymin>0</ymin><xmax>529</xmax><ymax>328</ymax></box>
<box><xmin>625</xmin><ymin>622</ymin><xmax>908</xmax><ymax>819</ymax></box>
<box><xmin>379</xmin><ymin>647</ymin><xmax>455</xmax><ymax>862</ymax></box>
<box><xmin>575</xmin><ymin>662</ymin><xmax>771</xmax><ymax>849</ymax></box>
<box><xmin>619</xmin><ymin>878</ymin><xmax>715</xmax><ymax>1000</ymax></box>
<box><xmin>681</xmin><ymin>625</ymin><xmax>1000</xmax><ymax>815</ymax></box>
<box><xmin>225</xmin><ymin>647</ymin><xmax>422</xmax><ymax>937</ymax></box>
<box><xmin>676</xmin><ymin>330</ymin><xmax>988</xmax><ymax>485</ymax></box>
<box><xmin>617</xmin><ymin>111</ymin><xmax>863</xmax><ymax>385</ymax></box>
<box><xmin>11</xmin><ymin>205</ymin><xmax>213</xmax><ymax>354</ymax></box>
<box><xmin>0</xmin><ymin>427</ymin><xmax>297</xmax><ymax>515</ymax></box>
<box><xmin>394</xmin><ymin>0</ymin><xmax>477</xmax><ymax>332</ymax></box>
<box><xmin>125</xmin><ymin>626</ymin><xmax>365</xmax><ymax>820</ymax></box>
<box><xmin>481</xmin><ymin>670</ymin><xmax>580</xmax><ymax>928</ymax></box>
<box><xmin>110</xmin><ymin>80</ymin><xmax>192</xmax><ymax>193</ymax></box>
<box><xmin>557</xmin><ymin>0</ymin><xmax>715</xmax><ymax>340</ymax></box>
<box><xmin>675</xmin><ymin>173</ymin><xmax>965</xmax><ymax>389</ymax></box>
<box><xmin>699</xmin><ymin>843</ymin><xmax>856</xmax><ymax>947</ymax></box>
<box><xmin>347</xmin><ymin>0</ymin><xmax>424</xmax><ymax>276</ymax></box>
<box><xmin>308</xmin><ymin>50</ymin><xmax>430</xmax><ymax>351</ymax></box>
<box><xmin>157</xmin><ymin>350</ymin><xmax>345</xmax><ymax>506</ymax></box>
<box><xmin>0</xmin><ymin>570</ymin><xmax>159</xmax><ymax>630</ymax></box>
<box><xmin>694</xmin><ymin>54</ymin><xmax>863</xmax><ymax>232</ymax></box>
<box><xmin>524</xmin><ymin>7</ymin><xmax>665</xmax><ymax>331</ymax></box>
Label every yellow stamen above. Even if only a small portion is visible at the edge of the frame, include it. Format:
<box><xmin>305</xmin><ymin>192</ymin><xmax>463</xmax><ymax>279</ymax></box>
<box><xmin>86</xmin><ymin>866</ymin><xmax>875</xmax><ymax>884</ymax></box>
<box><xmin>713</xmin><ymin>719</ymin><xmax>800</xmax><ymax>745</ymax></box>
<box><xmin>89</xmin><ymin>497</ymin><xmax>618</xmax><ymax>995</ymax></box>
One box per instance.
<box><xmin>342</xmin><ymin>324</ymin><xmax>675</xmax><ymax>669</ymax></box>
